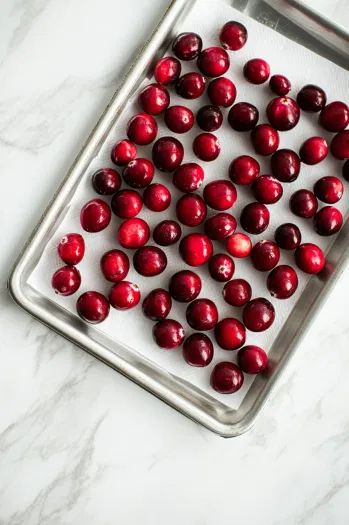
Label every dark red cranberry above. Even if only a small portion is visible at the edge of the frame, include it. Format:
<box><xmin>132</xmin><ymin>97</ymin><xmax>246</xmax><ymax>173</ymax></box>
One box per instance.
<box><xmin>179</xmin><ymin>233</ymin><xmax>213</xmax><ymax>267</ymax></box>
<box><xmin>290</xmin><ymin>189</ymin><xmax>318</xmax><ymax>219</ymax></box>
<box><xmin>271</xmin><ymin>149</ymin><xmax>300</xmax><ymax>182</ymax></box>
<box><xmin>76</xmin><ymin>291</ymin><xmax>110</xmax><ymax>323</ymax></box>
<box><xmin>100</xmin><ymin>250</ymin><xmax>129</xmax><ymax>282</ymax></box>
<box><xmin>173</xmin><ymin>163</ymin><xmax>204</xmax><ymax>193</ymax></box>
<box><xmin>183</xmin><ymin>333</ymin><xmax>214</xmax><ymax>367</ymax></box>
<box><xmin>58</xmin><ymin>233</ymin><xmax>85</xmax><ymax>265</ymax></box>
<box><xmin>237</xmin><ymin>346</ymin><xmax>268</xmax><ymax>374</ymax></box>
<box><xmin>153</xmin><ymin>319</ymin><xmax>185</xmax><ymax>349</ymax></box>
<box><xmin>153</xmin><ymin>220</ymin><xmax>182</xmax><ymax>246</ymax></box>
<box><xmin>251</xmin><ymin>175</ymin><xmax>283</xmax><ymax>204</ymax></box>
<box><xmin>111</xmin><ymin>139</ymin><xmax>137</xmax><ymax>166</ymax></box>
<box><xmin>143</xmin><ymin>183</ymin><xmax>171</xmax><ymax>212</ymax></box>
<box><xmin>275</xmin><ymin>223</ymin><xmax>301</xmax><ymax>250</ymax></box>
<box><xmin>109</xmin><ymin>281</ymin><xmax>140</xmax><ymax>310</ymax></box>
<box><xmin>92</xmin><ymin>168</ymin><xmax>121</xmax><ymax>195</ymax></box>
<box><xmin>220</xmin><ymin>21</ymin><xmax>247</xmax><ymax>50</ymax></box>
<box><xmin>228</xmin><ymin>102</ymin><xmax>259</xmax><ymax>131</ymax></box>
<box><xmin>243</xmin><ymin>58</ymin><xmax>270</xmax><ymax>84</ymax></box>
<box><xmin>342</xmin><ymin>159</ymin><xmax>349</xmax><ymax>181</ymax></box>
<box><xmin>314</xmin><ymin>176</ymin><xmax>343</xmax><ymax>204</ymax></box>
<box><xmin>133</xmin><ymin>246</ymin><xmax>167</xmax><ymax>276</ymax></box>
<box><xmin>210</xmin><ymin>362</ymin><xmax>244</xmax><ymax>394</ymax></box>
<box><xmin>214</xmin><ymin>318</ymin><xmax>246</xmax><ymax>350</ymax></box>
<box><xmin>251</xmin><ymin>124</ymin><xmax>279</xmax><ymax>156</ymax></box>
<box><xmin>126</xmin><ymin>113</ymin><xmax>158</xmax><ymax>145</ymax></box>
<box><xmin>204</xmin><ymin>212</ymin><xmax>237</xmax><ymax>240</ymax></box>
<box><xmin>80</xmin><ymin>199</ymin><xmax>111</xmax><ymax>233</ymax></box>
<box><xmin>186</xmin><ymin>298</ymin><xmax>218</xmax><ymax>331</ymax></box>
<box><xmin>294</xmin><ymin>243</ymin><xmax>325</xmax><ymax>274</ymax></box>
<box><xmin>176</xmin><ymin>72</ymin><xmax>206</xmax><ymax>99</ymax></box>
<box><xmin>111</xmin><ymin>189</ymin><xmax>142</xmax><ymax>218</ymax></box>
<box><xmin>117</xmin><ymin>218</ymin><xmax>150</xmax><ymax>249</ymax></box>
<box><xmin>300</xmin><ymin>136</ymin><xmax>328</xmax><ymax>164</ymax></box>
<box><xmin>223</xmin><ymin>279</ymin><xmax>252</xmax><ymax>307</ymax></box>
<box><xmin>154</xmin><ymin>56</ymin><xmax>181</xmax><ymax>85</ymax></box>
<box><xmin>52</xmin><ymin>266</ymin><xmax>81</xmax><ymax>296</ymax></box>
<box><xmin>240</xmin><ymin>203</ymin><xmax>270</xmax><ymax>234</ymax></box>
<box><xmin>207</xmin><ymin>77</ymin><xmax>236</xmax><ymax>107</ymax></box>
<box><xmin>251</xmin><ymin>240</ymin><xmax>280</xmax><ymax>271</ymax></box>
<box><xmin>152</xmin><ymin>137</ymin><xmax>184</xmax><ymax>172</ymax></box>
<box><xmin>197</xmin><ymin>47</ymin><xmax>230</xmax><ymax>77</ymax></box>
<box><xmin>142</xmin><ymin>288</ymin><xmax>172</xmax><ymax>321</ymax></box>
<box><xmin>164</xmin><ymin>105</ymin><xmax>194</xmax><ymax>134</ymax></box>
<box><xmin>266</xmin><ymin>97</ymin><xmax>300</xmax><ymax>131</ymax></box>
<box><xmin>243</xmin><ymin>298</ymin><xmax>275</xmax><ymax>332</ymax></box>
<box><xmin>313</xmin><ymin>206</ymin><xmax>343</xmax><ymax>236</ymax></box>
<box><xmin>176</xmin><ymin>194</ymin><xmax>207</xmax><ymax>227</ymax></box>
<box><xmin>169</xmin><ymin>270</ymin><xmax>201</xmax><ymax>303</ymax></box>
<box><xmin>138</xmin><ymin>84</ymin><xmax>170</xmax><ymax>115</ymax></box>
<box><xmin>269</xmin><ymin>75</ymin><xmax>291</xmax><ymax>96</ymax></box>
<box><xmin>229</xmin><ymin>155</ymin><xmax>260</xmax><ymax>185</ymax></box>
<box><xmin>208</xmin><ymin>253</ymin><xmax>235</xmax><ymax>282</ymax></box>
<box><xmin>196</xmin><ymin>105</ymin><xmax>223</xmax><ymax>132</ymax></box>
<box><xmin>172</xmin><ymin>32</ymin><xmax>202</xmax><ymax>61</ymax></box>
<box><xmin>267</xmin><ymin>264</ymin><xmax>298</xmax><ymax>299</ymax></box>
<box><xmin>226</xmin><ymin>232</ymin><xmax>252</xmax><ymax>257</ymax></box>
<box><xmin>122</xmin><ymin>158</ymin><xmax>154</xmax><ymax>188</ymax></box>
<box><xmin>319</xmin><ymin>101</ymin><xmax>349</xmax><ymax>132</ymax></box>
<box><xmin>296</xmin><ymin>84</ymin><xmax>327</xmax><ymax>112</ymax></box>
<box><xmin>193</xmin><ymin>133</ymin><xmax>220</xmax><ymax>162</ymax></box>
<box><xmin>203</xmin><ymin>180</ymin><xmax>237</xmax><ymax>210</ymax></box>
<box><xmin>330</xmin><ymin>130</ymin><xmax>349</xmax><ymax>160</ymax></box>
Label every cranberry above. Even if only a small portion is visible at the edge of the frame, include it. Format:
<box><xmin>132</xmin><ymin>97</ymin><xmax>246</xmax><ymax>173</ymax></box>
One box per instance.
<box><xmin>154</xmin><ymin>56</ymin><xmax>181</xmax><ymax>85</ymax></box>
<box><xmin>153</xmin><ymin>319</ymin><xmax>185</xmax><ymax>349</ymax></box>
<box><xmin>109</xmin><ymin>281</ymin><xmax>140</xmax><ymax>310</ymax></box>
<box><xmin>197</xmin><ymin>47</ymin><xmax>230</xmax><ymax>77</ymax></box>
<box><xmin>207</xmin><ymin>77</ymin><xmax>236</xmax><ymax>107</ymax></box>
<box><xmin>52</xmin><ymin>266</ymin><xmax>81</xmax><ymax>296</ymax></box>
<box><xmin>342</xmin><ymin>159</ymin><xmax>349</xmax><ymax>181</ymax></box>
<box><xmin>152</xmin><ymin>137</ymin><xmax>184</xmax><ymax>172</ymax></box>
<box><xmin>251</xmin><ymin>240</ymin><xmax>280</xmax><ymax>271</ymax></box>
<box><xmin>228</xmin><ymin>102</ymin><xmax>259</xmax><ymax>131</ymax></box>
<box><xmin>220</xmin><ymin>21</ymin><xmax>247</xmax><ymax>50</ymax></box>
<box><xmin>223</xmin><ymin>278</ymin><xmax>252</xmax><ymax>307</ymax></box>
<box><xmin>267</xmin><ymin>264</ymin><xmax>298</xmax><ymax>299</ymax></box>
<box><xmin>251</xmin><ymin>124</ymin><xmax>279</xmax><ymax>156</ymax></box>
<box><xmin>173</xmin><ymin>163</ymin><xmax>204</xmax><ymax>193</ymax></box>
<box><xmin>111</xmin><ymin>139</ymin><xmax>137</xmax><ymax>166</ymax></box>
<box><xmin>133</xmin><ymin>246</ymin><xmax>167</xmax><ymax>276</ymax></box>
<box><xmin>226</xmin><ymin>232</ymin><xmax>252</xmax><ymax>257</ymax></box>
<box><xmin>126</xmin><ymin>113</ymin><xmax>158</xmax><ymax>145</ymax></box>
<box><xmin>192</xmin><ymin>133</ymin><xmax>220</xmax><ymax>162</ymax></box>
<box><xmin>80</xmin><ymin>199</ymin><xmax>111</xmax><ymax>233</ymax></box>
<box><xmin>203</xmin><ymin>180</ymin><xmax>237</xmax><ymax>210</ymax></box>
<box><xmin>243</xmin><ymin>298</ymin><xmax>275</xmax><ymax>332</ymax></box>
<box><xmin>142</xmin><ymin>288</ymin><xmax>172</xmax><ymax>321</ymax></box>
<box><xmin>172</xmin><ymin>32</ymin><xmax>202</xmax><ymax>61</ymax></box>
<box><xmin>266</xmin><ymin>97</ymin><xmax>300</xmax><ymax>131</ymax></box>
<box><xmin>294</xmin><ymin>243</ymin><xmax>325</xmax><ymax>274</ymax></box>
<box><xmin>186</xmin><ymin>298</ymin><xmax>218</xmax><ymax>331</ymax></box>
<box><xmin>100</xmin><ymin>249</ymin><xmax>129</xmax><ymax>282</ymax></box>
<box><xmin>330</xmin><ymin>130</ymin><xmax>349</xmax><ymax>160</ymax></box>
<box><xmin>313</xmin><ymin>206</ymin><xmax>343</xmax><ymax>236</ymax></box>
<box><xmin>164</xmin><ymin>105</ymin><xmax>194</xmax><ymax>134</ymax></box>
<box><xmin>153</xmin><ymin>220</ymin><xmax>182</xmax><ymax>246</ymax></box>
<box><xmin>269</xmin><ymin>75</ymin><xmax>291</xmax><ymax>96</ymax></box>
<box><xmin>237</xmin><ymin>346</ymin><xmax>268</xmax><ymax>374</ymax></box>
<box><xmin>251</xmin><ymin>175</ymin><xmax>283</xmax><ymax>204</ymax></box>
<box><xmin>176</xmin><ymin>72</ymin><xmax>206</xmax><ymax>99</ymax></box>
<box><xmin>214</xmin><ymin>318</ymin><xmax>246</xmax><ymax>350</ymax></box>
<box><xmin>183</xmin><ymin>333</ymin><xmax>214</xmax><ymax>367</ymax></box>
<box><xmin>296</xmin><ymin>84</ymin><xmax>327</xmax><ymax>112</ymax></box>
<box><xmin>275</xmin><ymin>223</ymin><xmax>301</xmax><ymax>250</ymax></box>
<box><xmin>196</xmin><ymin>105</ymin><xmax>223</xmax><ymax>132</ymax></box>
<box><xmin>122</xmin><ymin>158</ymin><xmax>154</xmax><ymax>188</ymax></box>
<box><xmin>92</xmin><ymin>168</ymin><xmax>121</xmax><ymax>195</ymax></box>
<box><xmin>179</xmin><ymin>233</ymin><xmax>213</xmax><ymax>267</ymax></box>
<box><xmin>229</xmin><ymin>155</ymin><xmax>260</xmax><ymax>185</ymax></box>
<box><xmin>300</xmin><ymin>137</ymin><xmax>328</xmax><ymax>165</ymax></box>
<box><xmin>290</xmin><ymin>189</ymin><xmax>318</xmax><ymax>219</ymax></box>
<box><xmin>76</xmin><ymin>291</ymin><xmax>110</xmax><ymax>324</ymax></box>
<box><xmin>209</xmin><ymin>253</ymin><xmax>235</xmax><ymax>282</ymax></box>
<box><xmin>169</xmin><ymin>270</ymin><xmax>201</xmax><ymax>302</ymax></box>
<box><xmin>210</xmin><ymin>362</ymin><xmax>244</xmax><ymax>394</ymax></box>
<box><xmin>204</xmin><ymin>212</ymin><xmax>237</xmax><ymax>240</ymax></box>
<box><xmin>314</xmin><ymin>176</ymin><xmax>343</xmax><ymax>204</ymax></box>
<box><xmin>117</xmin><ymin>218</ymin><xmax>150</xmax><ymax>249</ymax></box>
<box><xmin>271</xmin><ymin>149</ymin><xmax>301</xmax><ymax>183</ymax></box>
<box><xmin>176</xmin><ymin>194</ymin><xmax>207</xmax><ymax>227</ymax></box>
<box><xmin>240</xmin><ymin>203</ymin><xmax>270</xmax><ymax>234</ymax></box>
<box><xmin>111</xmin><ymin>189</ymin><xmax>142</xmax><ymax>218</ymax></box>
<box><xmin>319</xmin><ymin>101</ymin><xmax>349</xmax><ymax>132</ymax></box>
<box><xmin>58</xmin><ymin>233</ymin><xmax>85</xmax><ymax>265</ymax></box>
<box><xmin>243</xmin><ymin>58</ymin><xmax>270</xmax><ymax>84</ymax></box>
<box><xmin>138</xmin><ymin>83</ymin><xmax>170</xmax><ymax>115</ymax></box>
<box><xmin>143</xmin><ymin>183</ymin><xmax>171</xmax><ymax>212</ymax></box>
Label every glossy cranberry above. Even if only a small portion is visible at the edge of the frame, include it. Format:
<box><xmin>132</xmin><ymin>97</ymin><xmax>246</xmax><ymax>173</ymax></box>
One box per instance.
<box><xmin>117</xmin><ymin>218</ymin><xmax>150</xmax><ymax>249</ymax></box>
<box><xmin>138</xmin><ymin>84</ymin><xmax>170</xmax><ymax>115</ymax></box>
<box><xmin>271</xmin><ymin>149</ymin><xmax>301</xmax><ymax>182</ymax></box>
<box><xmin>228</xmin><ymin>102</ymin><xmax>259</xmax><ymax>132</ymax></box>
<box><xmin>142</xmin><ymin>288</ymin><xmax>172</xmax><ymax>321</ymax></box>
<box><xmin>267</xmin><ymin>264</ymin><xmax>298</xmax><ymax>299</ymax></box>
<box><xmin>179</xmin><ymin>233</ymin><xmax>213</xmax><ymax>267</ymax></box>
<box><xmin>169</xmin><ymin>270</ymin><xmax>201</xmax><ymax>303</ymax></box>
<box><xmin>266</xmin><ymin>97</ymin><xmax>300</xmax><ymax>131</ymax></box>
<box><xmin>176</xmin><ymin>194</ymin><xmax>207</xmax><ymax>227</ymax></box>
<box><xmin>152</xmin><ymin>137</ymin><xmax>184</xmax><ymax>172</ymax></box>
<box><xmin>176</xmin><ymin>72</ymin><xmax>206</xmax><ymax>99</ymax></box>
<box><xmin>314</xmin><ymin>176</ymin><xmax>343</xmax><ymax>204</ymax></box>
<box><xmin>290</xmin><ymin>189</ymin><xmax>318</xmax><ymax>219</ymax></box>
<box><xmin>313</xmin><ymin>206</ymin><xmax>343</xmax><ymax>236</ymax></box>
<box><xmin>193</xmin><ymin>133</ymin><xmax>220</xmax><ymax>162</ymax></box>
<box><xmin>52</xmin><ymin>266</ymin><xmax>81</xmax><ymax>296</ymax></box>
<box><xmin>251</xmin><ymin>240</ymin><xmax>280</xmax><ymax>271</ymax></box>
<box><xmin>319</xmin><ymin>101</ymin><xmax>349</xmax><ymax>132</ymax></box>
<box><xmin>109</xmin><ymin>281</ymin><xmax>140</xmax><ymax>310</ymax></box>
<box><xmin>209</xmin><ymin>253</ymin><xmax>235</xmax><ymax>282</ymax></box>
<box><xmin>300</xmin><ymin>136</ymin><xmax>328</xmax><ymax>165</ymax></box>
<box><xmin>294</xmin><ymin>243</ymin><xmax>325</xmax><ymax>274</ymax></box>
<box><xmin>80</xmin><ymin>199</ymin><xmax>111</xmax><ymax>233</ymax></box>
<box><xmin>269</xmin><ymin>75</ymin><xmax>291</xmax><ymax>96</ymax></box>
<box><xmin>342</xmin><ymin>159</ymin><xmax>349</xmax><ymax>181</ymax></box>
<box><xmin>229</xmin><ymin>155</ymin><xmax>260</xmax><ymax>186</ymax></box>
<box><xmin>58</xmin><ymin>233</ymin><xmax>85</xmax><ymax>265</ymax></box>
<box><xmin>183</xmin><ymin>333</ymin><xmax>214</xmax><ymax>367</ymax></box>
<box><xmin>296</xmin><ymin>84</ymin><xmax>327</xmax><ymax>112</ymax></box>
<box><xmin>204</xmin><ymin>212</ymin><xmax>237</xmax><ymax>240</ymax></box>
<box><xmin>214</xmin><ymin>318</ymin><xmax>246</xmax><ymax>350</ymax></box>
<box><xmin>197</xmin><ymin>47</ymin><xmax>230</xmax><ymax>77</ymax></box>
<box><xmin>133</xmin><ymin>246</ymin><xmax>167</xmax><ymax>276</ymax></box>
<box><xmin>92</xmin><ymin>168</ymin><xmax>121</xmax><ymax>195</ymax></box>
<box><xmin>207</xmin><ymin>77</ymin><xmax>236</xmax><ymax>107</ymax></box>
<box><xmin>111</xmin><ymin>139</ymin><xmax>137</xmax><ymax>166</ymax></box>
<box><xmin>220</xmin><ymin>21</ymin><xmax>247</xmax><ymax>50</ymax></box>
<box><xmin>122</xmin><ymin>158</ymin><xmax>154</xmax><ymax>188</ymax></box>
<box><xmin>172</xmin><ymin>32</ymin><xmax>202</xmax><ymax>61</ymax></box>
<box><xmin>226</xmin><ymin>232</ymin><xmax>252</xmax><ymax>258</ymax></box>
<box><xmin>243</xmin><ymin>298</ymin><xmax>275</xmax><ymax>332</ymax></box>
<box><xmin>251</xmin><ymin>124</ymin><xmax>279</xmax><ymax>156</ymax></box>
<box><xmin>143</xmin><ymin>183</ymin><xmax>171</xmax><ymax>212</ymax></box>
<box><xmin>154</xmin><ymin>56</ymin><xmax>181</xmax><ymax>85</ymax></box>
<box><xmin>240</xmin><ymin>203</ymin><xmax>270</xmax><ymax>234</ymax></box>
<box><xmin>203</xmin><ymin>180</ymin><xmax>237</xmax><ymax>211</ymax></box>
<box><xmin>243</xmin><ymin>58</ymin><xmax>270</xmax><ymax>84</ymax></box>
<box><xmin>100</xmin><ymin>249</ymin><xmax>129</xmax><ymax>282</ymax></box>
<box><xmin>186</xmin><ymin>298</ymin><xmax>218</xmax><ymax>331</ymax></box>
<box><xmin>223</xmin><ymin>279</ymin><xmax>252</xmax><ymax>307</ymax></box>
<box><xmin>173</xmin><ymin>163</ymin><xmax>204</xmax><ymax>193</ymax></box>
<box><xmin>126</xmin><ymin>113</ymin><xmax>158</xmax><ymax>145</ymax></box>
<box><xmin>196</xmin><ymin>105</ymin><xmax>223</xmax><ymax>132</ymax></box>
<box><xmin>275</xmin><ymin>223</ymin><xmax>301</xmax><ymax>250</ymax></box>
<box><xmin>153</xmin><ymin>319</ymin><xmax>185</xmax><ymax>349</ymax></box>
<box><xmin>164</xmin><ymin>105</ymin><xmax>194</xmax><ymax>134</ymax></box>
<box><xmin>210</xmin><ymin>362</ymin><xmax>244</xmax><ymax>394</ymax></box>
<box><xmin>330</xmin><ymin>131</ymin><xmax>349</xmax><ymax>160</ymax></box>
<box><xmin>251</xmin><ymin>175</ymin><xmax>283</xmax><ymax>204</ymax></box>
<box><xmin>237</xmin><ymin>346</ymin><xmax>268</xmax><ymax>374</ymax></box>
<box><xmin>153</xmin><ymin>220</ymin><xmax>182</xmax><ymax>246</ymax></box>
<box><xmin>77</xmin><ymin>291</ymin><xmax>110</xmax><ymax>324</ymax></box>
<box><xmin>111</xmin><ymin>189</ymin><xmax>142</xmax><ymax>218</ymax></box>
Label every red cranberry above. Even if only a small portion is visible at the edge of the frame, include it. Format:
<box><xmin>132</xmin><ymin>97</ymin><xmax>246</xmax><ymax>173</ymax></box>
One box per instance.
<box><xmin>176</xmin><ymin>194</ymin><xmax>207</xmax><ymax>227</ymax></box>
<box><xmin>153</xmin><ymin>319</ymin><xmax>185</xmax><ymax>349</ymax></box>
<box><xmin>271</xmin><ymin>149</ymin><xmax>301</xmax><ymax>183</ymax></box>
<box><xmin>243</xmin><ymin>58</ymin><xmax>270</xmax><ymax>84</ymax></box>
<box><xmin>109</xmin><ymin>281</ymin><xmax>140</xmax><ymax>310</ymax></box>
<box><xmin>240</xmin><ymin>203</ymin><xmax>270</xmax><ymax>234</ymax></box>
<box><xmin>76</xmin><ymin>291</ymin><xmax>110</xmax><ymax>324</ymax></box>
<box><xmin>58</xmin><ymin>233</ymin><xmax>85</xmax><ymax>265</ymax></box>
<box><xmin>251</xmin><ymin>124</ymin><xmax>279</xmax><ymax>156</ymax></box>
<box><xmin>207</xmin><ymin>77</ymin><xmax>236</xmax><ymax>107</ymax></box>
<box><xmin>196</xmin><ymin>105</ymin><xmax>223</xmax><ymax>132</ymax></box>
<box><xmin>179</xmin><ymin>233</ymin><xmax>213</xmax><ymax>267</ymax></box>
<box><xmin>176</xmin><ymin>72</ymin><xmax>206</xmax><ymax>99</ymax></box>
<box><xmin>92</xmin><ymin>168</ymin><xmax>121</xmax><ymax>195</ymax></box>
<box><xmin>275</xmin><ymin>223</ymin><xmax>301</xmax><ymax>250</ymax></box>
<box><xmin>319</xmin><ymin>101</ymin><xmax>349</xmax><ymax>132</ymax></box>
<box><xmin>251</xmin><ymin>240</ymin><xmax>280</xmax><ymax>271</ymax></box>
<box><xmin>226</xmin><ymin>232</ymin><xmax>252</xmax><ymax>257</ymax></box>
<box><xmin>204</xmin><ymin>212</ymin><xmax>237</xmax><ymax>240</ymax></box>
<box><xmin>111</xmin><ymin>139</ymin><xmax>137</xmax><ymax>166</ymax></box>
<box><xmin>138</xmin><ymin>84</ymin><xmax>170</xmax><ymax>115</ymax></box>
<box><xmin>214</xmin><ymin>318</ymin><xmax>246</xmax><ymax>350</ymax></box>
<box><xmin>193</xmin><ymin>133</ymin><xmax>220</xmax><ymax>162</ymax></box>
<box><xmin>251</xmin><ymin>175</ymin><xmax>283</xmax><ymax>204</ymax></box>
<box><xmin>80</xmin><ymin>199</ymin><xmax>111</xmax><ymax>233</ymax></box>
<box><xmin>142</xmin><ymin>288</ymin><xmax>172</xmax><ymax>321</ymax></box>
<box><xmin>228</xmin><ymin>102</ymin><xmax>259</xmax><ymax>131</ymax></box>
<box><xmin>313</xmin><ymin>206</ymin><xmax>343</xmax><ymax>236</ymax></box>
<box><xmin>154</xmin><ymin>56</ymin><xmax>181</xmax><ymax>85</ymax></box>
<box><xmin>169</xmin><ymin>270</ymin><xmax>201</xmax><ymax>302</ymax></box>
<box><xmin>294</xmin><ymin>243</ymin><xmax>325</xmax><ymax>274</ymax></box>
<box><xmin>52</xmin><ymin>266</ymin><xmax>81</xmax><ymax>296</ymax></box>
<box><xmin>203</xmin><ymin>180</ymin><xmax>237</xmax><ymax>210</ymax></box>
<box><xmin>133</xmin><ymin>246</ymin><xmax>167</xmax><ymax>276</ymax></box>
<box><xmin>209</xmin><ymin>253</ymin><xmax>235</xmax><ymax>282</ymax></box>
<box><xmin>330</xmin><ymin>130</ymin><xmax>349</xmax><ymax>160</ymax></box>
<box><xmin>223</xmin><ymin>279</ymin><xmax>252</xmax><ymax>307</ymax></box>
<box><xmin>267</xmin><ymin>264</ymin><xmax>298</xmax><ymax>299</ymax></box>
<box><xmin>314</xmin><ymin>176</ymin><xmax>343</xmax><ymax>204</ymax></box>
<box><xmin>342</xmin><ymin>159</ymin><xmax>349</xmax><ymax>181</ymax></box>
<box><xmin>122</xmin><ymin>158</ymin><xmax>154</xmax><ymax>188</ymax></box>
<box><xmin>210</xmin><ymin>362</ymin><xmax>244</xmax><ymax>394</ymax></box>
<box><xmin>186</xmin><ymin>298</ymin><xmax>218</xmax><ymax>331</ymax></box>
<box><xmin>126</xmin><ymin>113</ymin><xmax>158</xmax><ymax>145</ymax></box>
<box><xmin>197</xmin><ymin>47</ymin><xmax>230</xmax><ymax>77</ymax></box>
<box><xmin>100</xmin><ymin>249</ymin><xmax>129</xmax><ymax>282</ymax></box>
<box><xmin>290</xmin><ymin>189</ymin><xmax>318</xmax><ymax>219</ymax></box>
<box><xmin>183</xmin><ymin>334</ymin><xmax>214</xmax><ymax>367</ymax></box>
<box><xmin>300</xmin><ymin>137</ymin><xmax>328</xmax><ymax>164</ymax></box>
<box><xmin>164</xmin><ymin>105</ymin><xmax>194</xmax><ymax>134</ymax></box>
<box><xmin>173</xmin><ymin>163</ymin><xmax>204</xmax><ymax>193</ymax></box>
<box><xmin>117</xmin><ymin>218</ymin><xmax>150</xmax><ymax>249</ymax></box>
<box><xmin>237</xmin><ymin>346</ymin><xmax>268</xmax><ymax>374</ymax></box>
<box><xmin>229</xmin><ymin>155</ymin><xmax>260</xmax><ymax>185</ymax></box>
<box><xmin>143</xmin><ymin>183</ymin><xmax>171</xmax><ymax>212</ymax></box>
<box><xmin>172</xmin><ymin>32</ymin><xmax>202</xmax><ymax>61</ymax></box>
<box><xmin>220</xmin><ymin>21</ymin><xmax>247</xmax><ymax>50</ymax></box>
<box><xmin>153</xmin><ymin>220</ymin><xmax>182</xmax><ymax>246</ymax></box>
<box><xmin>269</xmin><ymin>75</ymin><xmax>291</xmax><ymax>96</ymax></box>
<box><xmin>152</xmin><ymin>137</ymin><xmax>184</xmax><ymax>172</ymax></box>
<box><xmin>243</xmin><ymin>298</ymin><xmax>275</xmax><ymax>332</ymax></box>
<box><xmin>266</xmin><ymin>97</ymin><xmax>300</xmax><ymax>131</ymax></box>
<box><xmin>111</xmin><ymin>189</ymin><xmax>142</xmax><ymax>218</ymax></box>
<box><xmin>297</xmin><ymin>84</ymin><xmax>327</xmax><ymax>112</ymax></box>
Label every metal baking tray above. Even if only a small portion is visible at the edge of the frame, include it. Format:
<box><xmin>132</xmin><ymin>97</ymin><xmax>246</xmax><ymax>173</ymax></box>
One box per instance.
<box><xmin>8</xmin><ymin>0</ymin><xmax>349</xmax><ymax>437</ymax></box>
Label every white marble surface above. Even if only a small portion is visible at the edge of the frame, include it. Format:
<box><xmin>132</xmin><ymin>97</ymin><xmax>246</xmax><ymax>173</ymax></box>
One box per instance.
<box><xmin>1</xmin><ymin>1</ymin><xmax>349</xmax><ymax>523</ymax></box>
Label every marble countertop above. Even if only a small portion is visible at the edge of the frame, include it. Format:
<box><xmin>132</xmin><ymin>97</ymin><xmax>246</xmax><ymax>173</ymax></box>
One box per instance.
<box><xmin>1</xmin><ymin>1</ymin><xmax>349</xmax><ymax>523</ymax></box>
